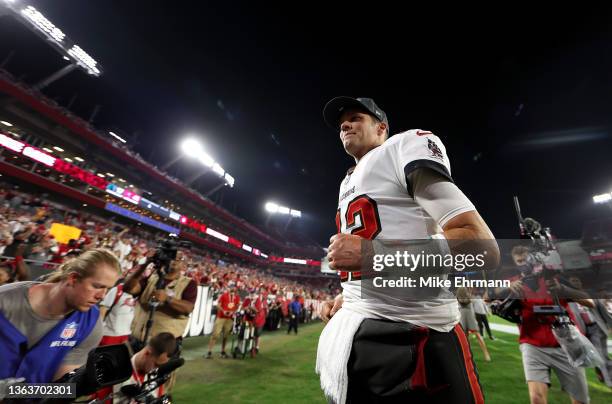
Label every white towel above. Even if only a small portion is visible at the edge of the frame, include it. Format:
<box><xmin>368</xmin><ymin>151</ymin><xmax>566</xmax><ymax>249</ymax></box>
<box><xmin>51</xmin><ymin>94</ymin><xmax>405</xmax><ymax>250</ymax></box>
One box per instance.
<box><xmin>315</xmin><ymin>308</ymin><xmax>366</xmax><ymax>404</ymax></box>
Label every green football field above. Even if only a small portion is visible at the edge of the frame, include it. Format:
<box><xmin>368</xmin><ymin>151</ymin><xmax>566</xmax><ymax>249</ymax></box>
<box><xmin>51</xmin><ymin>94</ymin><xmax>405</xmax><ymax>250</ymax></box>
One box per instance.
<box><xmin>173</xmin><ymin>318</ymin><xmax>611</xmax><ymax>403</ymax></box>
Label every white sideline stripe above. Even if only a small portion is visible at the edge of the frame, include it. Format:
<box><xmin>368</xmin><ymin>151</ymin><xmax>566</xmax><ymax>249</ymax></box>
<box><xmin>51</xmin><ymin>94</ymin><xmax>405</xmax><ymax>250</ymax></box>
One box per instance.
<box><xmin>490</xmin><ymin>323</ymin><xmax>518</xmax><ymax>335</ymax></box>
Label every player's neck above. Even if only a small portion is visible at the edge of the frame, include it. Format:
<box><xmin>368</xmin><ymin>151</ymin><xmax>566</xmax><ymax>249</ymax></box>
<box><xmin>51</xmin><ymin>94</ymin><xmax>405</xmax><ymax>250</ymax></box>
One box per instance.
<box><xmin>353</xmin><ymin>144</ymin><xmax>380</xmax><ymax>163</ymax></box>
<box><xmin>29</xmin><ymin>283</ymin><xmax>71</xmax><ymax>318</ymax></box>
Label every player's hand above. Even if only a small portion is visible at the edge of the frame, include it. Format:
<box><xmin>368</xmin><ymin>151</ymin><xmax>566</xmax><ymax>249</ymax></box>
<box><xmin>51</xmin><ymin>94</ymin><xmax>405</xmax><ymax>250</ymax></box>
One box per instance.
<box><xmin>509</xmin><ymin>280</ymin><xmax>524</xmax><ymax>297</ymax></box>
<box><xmin>154</xmin><ymin>290</ymin><xmax>168</xmax><ymax>303</ymax></box>
<box><xmin>320</xmin><ymin>295</ymin><xmax>343</xmax><ymax>323</ymax></box>
<box><xmin>327</xmin><ymin>234</ymin><xmax>369</xmax><ymax>272</ymax></box>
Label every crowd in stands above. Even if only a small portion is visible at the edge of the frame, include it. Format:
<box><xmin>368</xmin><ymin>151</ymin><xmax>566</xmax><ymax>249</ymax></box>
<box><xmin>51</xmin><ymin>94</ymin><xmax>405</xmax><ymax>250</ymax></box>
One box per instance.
<box><xmin>0</xmin><ymin>67</ymin><xmax>320</xmax><ymax>257</ymax></box>
<box><xmin>0</xmin><ymin>184</ymin><xmax>339</xmax><ymax>310</ymax></box>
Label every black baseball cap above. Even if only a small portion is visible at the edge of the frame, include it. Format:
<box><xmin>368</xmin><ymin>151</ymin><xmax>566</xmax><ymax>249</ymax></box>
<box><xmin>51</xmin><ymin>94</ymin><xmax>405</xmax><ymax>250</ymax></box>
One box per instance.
<box><xmin>323</xmin><ymin>96</ymin><xmax>389</xmax><ymax>132</ymax></box>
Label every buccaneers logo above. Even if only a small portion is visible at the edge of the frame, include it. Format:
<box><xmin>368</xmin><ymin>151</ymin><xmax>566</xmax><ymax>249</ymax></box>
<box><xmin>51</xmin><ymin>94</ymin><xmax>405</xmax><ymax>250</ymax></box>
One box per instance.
<box><xmin>427</xmin><ymin>138</ymin><xmax>444</xmax><ymax>160</ymax></box>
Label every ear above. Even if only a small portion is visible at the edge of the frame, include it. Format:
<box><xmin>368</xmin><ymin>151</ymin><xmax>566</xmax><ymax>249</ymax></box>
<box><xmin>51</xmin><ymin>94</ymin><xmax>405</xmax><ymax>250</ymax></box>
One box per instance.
<box><xmin>66</xmin><ymin>272</ymin><xmax>79</xmax><ymax>286</ymax></box>
<box><xmin>378</xmin><ymin>122</ymin><xmax>388</xmax><ymax>138</ymax></box>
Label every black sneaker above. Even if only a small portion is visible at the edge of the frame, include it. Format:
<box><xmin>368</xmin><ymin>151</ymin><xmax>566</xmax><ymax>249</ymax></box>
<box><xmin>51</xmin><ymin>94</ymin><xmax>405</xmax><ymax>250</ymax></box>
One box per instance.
<box><xmin>205</xmin><ymin>352</ymin><xmax>212</xmax><ymax>359</ymax></box>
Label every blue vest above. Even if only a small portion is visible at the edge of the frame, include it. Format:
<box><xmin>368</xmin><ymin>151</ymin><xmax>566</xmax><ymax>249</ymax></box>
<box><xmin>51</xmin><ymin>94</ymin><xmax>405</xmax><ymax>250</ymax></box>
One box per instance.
<box><xmin>0</xmin><ymin>307</ymin><xmax>99</xmax><ymax>383</ymax></box>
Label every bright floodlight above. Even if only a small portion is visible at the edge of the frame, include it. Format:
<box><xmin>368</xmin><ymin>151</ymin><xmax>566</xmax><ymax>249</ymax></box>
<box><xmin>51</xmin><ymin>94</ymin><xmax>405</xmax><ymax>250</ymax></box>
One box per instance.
<box><xmin>212</xmin><ymin>163</ymin><xmax>225</xmax><ymax>177</ymax></box>
<box><xmin>109</xmin><ymin>131</ymin><xmax>126</xmax><ymax>143</ymax></box>
<box><xmin>53</xmin><ymin>146</ymin><xmax>64</xmax><ymax>152</ymax></box>
<box><xmin>593</xmin><ymin>193</ymin><xmax>612</xmax><ymax>204</ymax></box>
<box><xmin>67</xmin><ymin>45</ymin><xmax>100</xmax><ymax>76</ymax></box>
<box><xmin>21</xmin><ymin>6</ymin><xmax>66</xmax><ymax>43</ymax></box>
<box><xmin>199</xmin><ymin>152</ymin><xmax>214</xmax><ymax>167</ymax></box>
<box><xmin>181</xmin><ymin>138</ymin><xmax>203</xmax><ymax>158</ymax></box>
<box><xmin>290</xmin><ymin>209</ymin><xmax>301</xmax><ymax>217</ymax></box>
<box><xmin>224</xmin><ymin>173</ymin><xmax>235</xmax><ymax>187</ymax></box>
<box><xmin>0</xmin><ymin>121</ymin><xmax>13</xmax><ymax>127</ymax></box>
<box><xmin>265</xmin><ymin>202</ymin><xmax>279</xmax><ymax>213</ymax></box>
<box><xmin>278</xmin><ymin>206</ymin><xmax>290</xmax><ymax>215</ymax></box>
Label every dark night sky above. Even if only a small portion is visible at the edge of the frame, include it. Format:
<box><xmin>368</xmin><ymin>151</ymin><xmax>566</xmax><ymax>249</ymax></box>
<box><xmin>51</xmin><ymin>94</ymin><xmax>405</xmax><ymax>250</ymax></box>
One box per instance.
<box><xmin>2</xmin><ymin>2</ymin><xmax>612</xmax><ymax>245</ymax></box>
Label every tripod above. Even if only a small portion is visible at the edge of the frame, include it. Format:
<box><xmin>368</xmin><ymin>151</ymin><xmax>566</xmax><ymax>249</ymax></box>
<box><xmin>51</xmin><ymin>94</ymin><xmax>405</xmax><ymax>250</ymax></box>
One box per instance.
<box><xmin>141</xmin><ymin>264</ymin><xmax>170</xmax><ymax>345</ymax></box>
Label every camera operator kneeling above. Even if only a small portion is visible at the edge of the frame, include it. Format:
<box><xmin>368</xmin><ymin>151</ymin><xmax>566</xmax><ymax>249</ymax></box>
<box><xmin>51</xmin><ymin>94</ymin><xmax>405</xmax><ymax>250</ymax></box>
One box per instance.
<box><xmin>0</xmin><ymin>248</ymin><xmax>121</xmax><ymax>382</ymax></box>
<box><xmin>124</xmin><ymin>249</ymin><xmax>196</xmax><ymax>391</ymax></box>
<box><xmin>110</xmin><ymin>332</ymin><xmax>177</xmax><ymax>404</ymax></box>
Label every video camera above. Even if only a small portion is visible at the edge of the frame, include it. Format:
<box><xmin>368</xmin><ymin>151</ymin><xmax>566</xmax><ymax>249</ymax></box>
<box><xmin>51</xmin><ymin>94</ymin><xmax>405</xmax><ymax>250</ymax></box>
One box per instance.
<box><xmin>38</xmin><ymin>344</ymin><xmax>133</xmax><ymax>403</ymax></box>
<box><xmin>513</xmin><ymin>196</ymin><xmax>563</xmax><ymax>286</ymax></box>
<box><xmin>491</xmin><ymin>197</ymin><xmax>567</xmax><ymax>323</ymax></box>
<box><xmin>150</xmin><ymin>235</ymin><xmax>192</xmax><ymax>275</ymax></box>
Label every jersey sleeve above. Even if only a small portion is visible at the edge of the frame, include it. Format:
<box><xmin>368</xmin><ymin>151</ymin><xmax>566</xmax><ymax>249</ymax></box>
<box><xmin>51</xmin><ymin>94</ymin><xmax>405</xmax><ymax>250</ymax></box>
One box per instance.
<box><xmin>100</xmin><ymin>286</ymin><xmax>118</xmax><ymax>308</ymax></box>
<box><xmin>394</xmin><ymin>130</ymin><xmax>453</xmax><ymax>197</ymax></box>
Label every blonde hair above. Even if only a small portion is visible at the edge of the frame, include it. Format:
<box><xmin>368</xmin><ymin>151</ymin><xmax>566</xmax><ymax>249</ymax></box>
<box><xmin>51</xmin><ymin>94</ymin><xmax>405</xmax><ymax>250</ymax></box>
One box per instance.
<box><xmin>45</xmin><ymin>248</ymin><xmax>121</xmax><ymax>283</ymax></box>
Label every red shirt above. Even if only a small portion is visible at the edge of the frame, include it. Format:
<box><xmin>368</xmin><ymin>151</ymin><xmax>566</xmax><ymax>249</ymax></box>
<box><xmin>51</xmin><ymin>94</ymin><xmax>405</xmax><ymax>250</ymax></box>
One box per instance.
<box><xmin>217</xmin><ymin>292</ymin><xmax>240</xmax><ymax>319</ymax></box>
<box><xmin>243</xmin><ymin>296</ymin><xmax>267</xmax><ymax>327</ymax></box>
<box><xmin>517</xmin><ymin>276</ymin><xmax>574</xmax><ymax>347</ymax></box>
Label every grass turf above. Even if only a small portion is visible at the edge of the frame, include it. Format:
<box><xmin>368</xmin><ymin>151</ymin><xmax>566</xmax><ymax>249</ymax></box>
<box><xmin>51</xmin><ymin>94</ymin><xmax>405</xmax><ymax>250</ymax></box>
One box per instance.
<box><xmin>173</xmin><ymin>319</ymin><xmax>611</xmax><ymax>403</ymax></box>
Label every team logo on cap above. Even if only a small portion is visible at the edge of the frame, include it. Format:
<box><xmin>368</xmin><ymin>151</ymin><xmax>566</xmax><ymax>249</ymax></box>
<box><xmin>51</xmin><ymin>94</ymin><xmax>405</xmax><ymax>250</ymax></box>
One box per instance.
<box><xmin>427</xmin><ymin>139</ymin><xmax>444</xmax><ymax>160</ymax></box>
<box><xmin>60</xmin><ymin>322</ymin><xmax>78</xmax><ymax>339</ymax></box>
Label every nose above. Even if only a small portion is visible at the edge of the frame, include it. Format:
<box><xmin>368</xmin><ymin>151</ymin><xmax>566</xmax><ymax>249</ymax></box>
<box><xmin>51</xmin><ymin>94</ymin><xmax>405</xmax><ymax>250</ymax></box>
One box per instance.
<box><xmin>340</xmin><ymin>120</ymin><xmax>351</xmax><ymax>133</ymax></box>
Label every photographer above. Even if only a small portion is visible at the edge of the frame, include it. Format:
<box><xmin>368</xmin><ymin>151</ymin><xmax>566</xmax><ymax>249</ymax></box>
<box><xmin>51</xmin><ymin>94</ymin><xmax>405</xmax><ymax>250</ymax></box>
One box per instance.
<box><xmin>242</xmin><ymin>288</ymin><xmax>267</xmax><ymax>354</ymax></box>
<box><xmin>206</xmin><ymin>284</ymin><xmax>240</xmax><ymax>359</ymax></box>
<box><xmin>498</xmin><ymin>245</ymin><xmax>595</xmax><ymax>404</ymax></box>
<box><xmin>125</xmin><ymin>249</ymin><xmax>197</xmax><ymax>342</ymax></box>
<box><xmin>0</xmin><ymin>248</ymin><xmax>121</xmax><ymax>383</ymax></box>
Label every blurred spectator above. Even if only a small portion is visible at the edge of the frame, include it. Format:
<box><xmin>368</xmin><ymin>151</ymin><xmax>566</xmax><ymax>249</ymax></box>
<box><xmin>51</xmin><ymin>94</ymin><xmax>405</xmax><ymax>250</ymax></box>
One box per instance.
<box><xmin>242</xmin><ymin>288</ymin><xmax>268</xmax><ymax>353</ymax></box>
<box><xmin>207</xmin><ymin>285</ymin><xmax>240</xmax><ymax>359</ymax></box>
<box><xmin>288</xmin><ymin>295</ymin><xmax>301</xmax><ymax>335</ymax></box>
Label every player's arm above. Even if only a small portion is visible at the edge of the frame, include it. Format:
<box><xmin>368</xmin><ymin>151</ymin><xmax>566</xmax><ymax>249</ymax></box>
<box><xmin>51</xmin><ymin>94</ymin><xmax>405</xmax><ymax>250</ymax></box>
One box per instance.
<box><xmin>411</xmin><ymin>168</ymin><xmax>500</xmax><ymax>269</ymax></box>
<box><xmin>123</xmin><ymin>251</ymin><xmax>155</xmax><ymax>296</ymax></box>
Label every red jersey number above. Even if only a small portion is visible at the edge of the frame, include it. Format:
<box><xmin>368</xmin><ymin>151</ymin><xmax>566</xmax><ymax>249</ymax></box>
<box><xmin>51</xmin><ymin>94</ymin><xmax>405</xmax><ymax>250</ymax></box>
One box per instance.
<box><xmin>336</xmin><ymin>195</ymin><xmax>381</xmax><ymax>281</ymax></box>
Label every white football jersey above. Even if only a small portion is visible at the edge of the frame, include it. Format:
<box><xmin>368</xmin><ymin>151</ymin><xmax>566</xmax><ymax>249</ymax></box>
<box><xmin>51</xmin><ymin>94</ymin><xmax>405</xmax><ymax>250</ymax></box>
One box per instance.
<box><xmin>336</xmin><ymin>129</ymin><xmax>468</xmax><ymax>332</ymax></box>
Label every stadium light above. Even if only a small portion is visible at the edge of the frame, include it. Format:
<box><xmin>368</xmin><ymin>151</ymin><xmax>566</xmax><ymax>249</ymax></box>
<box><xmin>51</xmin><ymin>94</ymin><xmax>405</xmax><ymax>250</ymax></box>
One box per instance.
<box><xmin>42</xmin><ymin>147</ymin><xmax>53</xmax><ymax>153</ymax></box>
<box><xmin>212</xmin><ymin>163</ymin><xmax>225</xmax><ymax>176</ymax></box>
<box><xmin>0</xmin><ymin>120</ymin><xmax>13</xmax><ymax>127</ymax></box>
<box><xmin>74</xmin><ymin>156</ymin><xmax>84</xmax><ymax>162</ymax></box>
<box><xmin>265</xmin><ymin>202</ymin><xmax>279</xmax><ymax>213</ymax></box>
<box><xmin>64</xmin><ymin>157</ymin><xmax>72</xmax><ymax>162</ymax></box>
<box><xmin>177</xmin><ymin>137</ymin><xmax>235</xmax><ymax>188</ymax></box>
<box><xmin>52</xmin><ymin>146</ymin><xmax>64</xmax><ymax>152</ymax></box>
<box><xmin>224</xmin><ymin>173</ymin><xmax>235</xmax><ymax>188</ymax></box>
<box><xmin>108</xmin><ymin>131</ymin><xmax>126</xmax><ymax>143</ymax></box>
<box><xmin>2</xmin><ymin>3</ymin><xmax>103</xmax><ymax>86</ymax></box>
<box><xmin>181</xmin><ymin>138</ymin><xmax>203</xmax><ymax>158</ymax></box>
<box><xmin>265</xmin><ymin>201</ymin><xmax>303</xmax><ymax>231</ymax></box>
<box><xmin>199</xmin><ymin>152</ymin><xmax>214</xmax><ymax>167</ymax></box>
<box><xmin>593</xmin><ymin>193</ymin><xmax>612</xmax><ymax>204</ymax></box>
